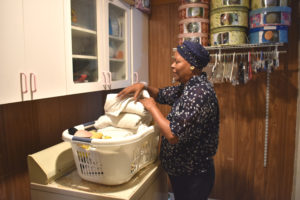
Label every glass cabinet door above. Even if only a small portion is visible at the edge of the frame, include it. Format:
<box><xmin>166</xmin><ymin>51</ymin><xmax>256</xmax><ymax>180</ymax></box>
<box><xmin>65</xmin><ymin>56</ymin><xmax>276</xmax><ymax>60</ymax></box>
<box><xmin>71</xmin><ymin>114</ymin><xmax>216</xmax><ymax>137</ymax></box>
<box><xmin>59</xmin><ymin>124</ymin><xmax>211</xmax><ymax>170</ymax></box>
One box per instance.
<box><xmin>108</xmin><ymin>2</ymin><xmax>128</xmax><ymax>82</ymax></box>
<box><xmin>71</xmin><ymin>0</ymin><xmax>98</xmax><ymax>83</ymax></box>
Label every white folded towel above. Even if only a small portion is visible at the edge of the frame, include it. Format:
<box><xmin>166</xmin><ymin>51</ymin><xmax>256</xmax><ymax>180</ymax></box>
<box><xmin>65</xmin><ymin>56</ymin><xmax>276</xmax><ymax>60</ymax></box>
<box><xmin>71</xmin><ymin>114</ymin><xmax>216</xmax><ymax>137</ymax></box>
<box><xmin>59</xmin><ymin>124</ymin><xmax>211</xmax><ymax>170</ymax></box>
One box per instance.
<box><xmin>95</xmin><ymin>113</ymin><xmax>152</xmax><ymax>130</ymax></box>
<box><xmin>104</xmin><ymin>90</ymin><xmax>150</xmax><ymax>117</ymax></box>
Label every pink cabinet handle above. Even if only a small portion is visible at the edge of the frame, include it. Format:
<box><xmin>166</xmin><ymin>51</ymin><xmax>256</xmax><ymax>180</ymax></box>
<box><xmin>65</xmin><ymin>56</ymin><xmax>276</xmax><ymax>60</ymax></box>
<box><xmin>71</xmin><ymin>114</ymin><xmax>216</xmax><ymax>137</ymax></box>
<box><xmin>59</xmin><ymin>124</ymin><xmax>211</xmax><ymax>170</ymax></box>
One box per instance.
<box><xmin>107</xmin><ymin>72</ymin><xmax>112</xmax><ymax>90</ymax></box>
<box><xmin>133</xmin><ymin>72</ymin><xmax>139</xmax><ymax>83</ymax></box>
<box><xmin>102</xmin><ymin>71</ymin><xmax>107</xmax><ymax>90</ymax></box>
<box><xmin>30</xmin><ymin>73</ymin><xmax>37</xmax><ymax>93</ymax></box>
<box><xmin>20</xmin><ymin>73</ymin><xmax>28</xmax><ymax>94</ymax></box>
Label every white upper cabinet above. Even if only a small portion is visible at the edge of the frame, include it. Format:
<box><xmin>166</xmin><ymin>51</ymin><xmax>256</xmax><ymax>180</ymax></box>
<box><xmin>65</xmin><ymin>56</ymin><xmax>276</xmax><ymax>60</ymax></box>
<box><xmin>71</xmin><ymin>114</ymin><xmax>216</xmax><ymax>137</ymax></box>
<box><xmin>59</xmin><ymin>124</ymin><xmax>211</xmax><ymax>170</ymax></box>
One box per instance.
<box><xmin>0</xmin><ymin>0</ymin><xmax>66</xmax><ymax>105</ymax></box>
<box><xmin>103</xmin><ymin>0</ymin><xmax>132</xmax><ymax>89</ymax></box>
<box><xmin>65</xmin><ymin>0</ymin><xmax>132</xmax><ymax>93</ymax></box>
<box><xmin>131</xmin><ymin>8</ymin><xmax>149</xmax><ymax>84</ymax></box>
<box><xmin>0</xmin><ymin>0</ymin><xmax>25</xmax><ymax>104</ymax></box>
<box><xmin>23</xmin><ymin>0</ymin><xmax>67</xmax><ymax>100</ymax></box>
<box><xmin>64</xmin><ymin>0</ymin><xmax>106</xmax><ymax>94</ymax></box>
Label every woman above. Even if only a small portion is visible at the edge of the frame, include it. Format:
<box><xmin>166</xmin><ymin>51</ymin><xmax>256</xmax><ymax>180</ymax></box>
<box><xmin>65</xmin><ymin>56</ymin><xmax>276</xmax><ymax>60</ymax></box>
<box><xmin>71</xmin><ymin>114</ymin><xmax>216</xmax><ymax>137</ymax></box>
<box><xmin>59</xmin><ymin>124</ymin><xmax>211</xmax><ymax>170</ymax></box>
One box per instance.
<box><xmin>118</xmin><ymin>41</ymin><xmax>219</xmax><ymax>200</ymax></box>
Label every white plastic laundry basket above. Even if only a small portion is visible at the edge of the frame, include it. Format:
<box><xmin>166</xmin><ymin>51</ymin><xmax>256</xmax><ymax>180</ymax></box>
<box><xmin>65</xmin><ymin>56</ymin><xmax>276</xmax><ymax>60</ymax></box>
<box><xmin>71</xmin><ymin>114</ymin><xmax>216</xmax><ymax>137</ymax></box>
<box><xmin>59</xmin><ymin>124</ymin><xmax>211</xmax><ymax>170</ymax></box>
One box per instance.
<box><xmin>62</xmin><ymin>121</ymin><xmax>159</xmax><ymax>185</ymax></box>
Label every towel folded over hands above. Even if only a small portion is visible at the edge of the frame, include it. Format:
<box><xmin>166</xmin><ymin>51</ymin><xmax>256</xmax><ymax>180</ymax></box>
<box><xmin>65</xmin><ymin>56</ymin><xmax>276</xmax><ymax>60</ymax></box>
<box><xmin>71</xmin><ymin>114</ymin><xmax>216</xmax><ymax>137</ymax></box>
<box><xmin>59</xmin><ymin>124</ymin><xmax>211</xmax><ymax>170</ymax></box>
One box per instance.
<box><xmin>104</xmin><ymin>90</ymin><xmax>150</xmax><ymax>117</ymax></box>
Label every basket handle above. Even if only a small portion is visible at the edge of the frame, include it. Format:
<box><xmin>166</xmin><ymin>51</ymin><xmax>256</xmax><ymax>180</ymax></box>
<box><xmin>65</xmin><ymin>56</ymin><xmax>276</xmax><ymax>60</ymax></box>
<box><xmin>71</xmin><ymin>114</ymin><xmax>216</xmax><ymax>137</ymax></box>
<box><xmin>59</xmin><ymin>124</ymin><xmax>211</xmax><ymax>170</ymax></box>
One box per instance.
<box><xmin>72</xmin><ymin>136</ymin><xmax>92</xmax><ymax>143</ymax></box>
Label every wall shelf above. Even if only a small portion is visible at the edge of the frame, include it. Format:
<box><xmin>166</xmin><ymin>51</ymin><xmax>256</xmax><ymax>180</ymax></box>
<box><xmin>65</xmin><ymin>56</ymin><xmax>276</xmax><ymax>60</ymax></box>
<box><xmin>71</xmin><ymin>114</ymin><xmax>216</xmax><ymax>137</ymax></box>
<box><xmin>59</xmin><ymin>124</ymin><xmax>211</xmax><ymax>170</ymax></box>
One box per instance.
<box><xmin>205</xmin><ymin>43</ymin><xmax>286</xmax><ymax>51</ymax></box>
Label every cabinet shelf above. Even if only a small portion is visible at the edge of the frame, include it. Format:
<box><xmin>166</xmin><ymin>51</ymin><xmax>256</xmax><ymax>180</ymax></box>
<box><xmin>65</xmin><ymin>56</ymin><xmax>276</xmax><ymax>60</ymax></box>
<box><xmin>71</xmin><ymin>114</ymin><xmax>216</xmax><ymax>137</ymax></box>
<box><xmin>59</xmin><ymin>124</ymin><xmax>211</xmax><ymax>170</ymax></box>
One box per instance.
<box><xmin>72</xmin><ymin>55</ymin><xmax>97</xmax><ymax>59</ymax></box>
<box><xmin>109</xmin><ymin>35</ymin><xmax>124</xmax><ymax>42</ymax></box>
<box><xmin>110</xmin><ymin>58</ymin><xmax>124</xmax><ymax>62</ymax></box>
<box><xmin>72</xmin><ymin>25</ymin><xmax>97</xmax><ymax>35</ymax></box>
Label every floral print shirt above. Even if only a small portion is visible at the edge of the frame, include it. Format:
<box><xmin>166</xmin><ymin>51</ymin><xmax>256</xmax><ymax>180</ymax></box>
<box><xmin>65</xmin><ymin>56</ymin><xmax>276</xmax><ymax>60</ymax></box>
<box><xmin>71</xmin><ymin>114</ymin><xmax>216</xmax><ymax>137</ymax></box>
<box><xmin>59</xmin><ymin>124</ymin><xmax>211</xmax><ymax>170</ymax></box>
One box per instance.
<box><xmin>156</xmin><ymin>73</ymin><xmax>219</xmax><ymax>176</ymax></box>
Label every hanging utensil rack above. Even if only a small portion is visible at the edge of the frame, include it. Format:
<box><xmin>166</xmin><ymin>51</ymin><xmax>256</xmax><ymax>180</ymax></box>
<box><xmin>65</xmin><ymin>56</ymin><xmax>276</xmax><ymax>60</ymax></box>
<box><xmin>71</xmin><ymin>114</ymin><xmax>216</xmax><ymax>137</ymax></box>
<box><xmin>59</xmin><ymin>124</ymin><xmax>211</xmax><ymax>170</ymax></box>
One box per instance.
<box><xmin>204</xmin><ymin>42</ymin><xmax>288</xmax><ymax>168</ymax></box>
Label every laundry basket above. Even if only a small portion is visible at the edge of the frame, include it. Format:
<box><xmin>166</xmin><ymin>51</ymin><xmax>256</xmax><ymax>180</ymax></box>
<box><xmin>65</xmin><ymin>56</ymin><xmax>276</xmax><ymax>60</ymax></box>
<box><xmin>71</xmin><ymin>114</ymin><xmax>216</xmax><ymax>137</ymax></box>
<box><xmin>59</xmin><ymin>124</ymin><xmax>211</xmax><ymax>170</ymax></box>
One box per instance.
<box><xmin>62</xmin><ymin>121</ymin><xmax>159</xmax><ymax>185</ymax></box>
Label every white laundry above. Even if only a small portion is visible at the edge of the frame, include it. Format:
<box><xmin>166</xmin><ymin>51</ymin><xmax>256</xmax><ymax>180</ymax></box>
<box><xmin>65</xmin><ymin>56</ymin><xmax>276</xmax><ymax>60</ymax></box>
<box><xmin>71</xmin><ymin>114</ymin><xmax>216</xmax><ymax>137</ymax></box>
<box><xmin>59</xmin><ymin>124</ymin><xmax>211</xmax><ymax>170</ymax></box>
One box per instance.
<box><xmin>95</xmin><ymin>112</ymin><xmax>152</xmax><ymax>130</ymax></box>
<box><xmin>95</xmin><ymin>90</ymin><xmax>153</xmax><ymax>138</ymax></box>
<box><xmin>104</xmin><ymin>90</ymin><xmax>150</xmax><ymax>117</ymax></box>
<box><xmin>99</xmin><ymin>126</ymin><xmax>134</xmax><ymax>139</ymax></box>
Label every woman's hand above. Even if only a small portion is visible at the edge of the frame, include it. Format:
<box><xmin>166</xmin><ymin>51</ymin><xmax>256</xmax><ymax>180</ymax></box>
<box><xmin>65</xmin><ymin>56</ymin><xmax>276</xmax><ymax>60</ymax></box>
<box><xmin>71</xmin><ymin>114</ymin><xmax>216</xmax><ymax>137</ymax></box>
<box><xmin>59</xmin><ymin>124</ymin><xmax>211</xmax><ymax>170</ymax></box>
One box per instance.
<box><xmin>117</xmin><ymin>83</ymin><xmax>145</xmax><ymax>101</ymax></box>
<box><xmin>139</xmin><ymin>97</ymin><xmax>157</xmax><ymax>111</ymax></box>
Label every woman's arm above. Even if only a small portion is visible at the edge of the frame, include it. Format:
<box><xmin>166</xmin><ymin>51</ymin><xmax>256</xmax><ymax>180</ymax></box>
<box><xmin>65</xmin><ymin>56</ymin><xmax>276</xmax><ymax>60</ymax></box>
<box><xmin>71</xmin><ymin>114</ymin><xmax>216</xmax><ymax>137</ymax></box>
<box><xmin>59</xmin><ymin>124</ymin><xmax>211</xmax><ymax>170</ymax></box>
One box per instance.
<box><xmin>118</xmin><ymin>83</ymin><xmax>159</xmax><ymax>100</ymax></box>
<box><xmin>140</xmin><ymin>98</ymin><xmax>178</xmax><ymax>144</ymax></box>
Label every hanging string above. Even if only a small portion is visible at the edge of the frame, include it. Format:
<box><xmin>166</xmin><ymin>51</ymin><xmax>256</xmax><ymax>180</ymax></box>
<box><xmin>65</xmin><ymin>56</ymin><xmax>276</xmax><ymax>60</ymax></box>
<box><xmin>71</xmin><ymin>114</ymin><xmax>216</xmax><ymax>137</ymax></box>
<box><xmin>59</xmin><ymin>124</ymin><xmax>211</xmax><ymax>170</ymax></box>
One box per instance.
<box><xmin>264</xmin><ymin>61</ymin><xmax>271</xmax><ymax>168</ymax></box>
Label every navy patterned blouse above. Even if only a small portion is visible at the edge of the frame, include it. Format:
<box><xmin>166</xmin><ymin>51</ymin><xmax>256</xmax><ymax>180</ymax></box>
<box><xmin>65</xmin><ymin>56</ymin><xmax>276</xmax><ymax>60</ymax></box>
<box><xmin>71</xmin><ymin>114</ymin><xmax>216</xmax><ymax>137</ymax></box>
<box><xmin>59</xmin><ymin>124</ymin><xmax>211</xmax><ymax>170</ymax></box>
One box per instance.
<box><xmin>156</xmin><ymin>73</ymin><xmax>219</xmax><ymax>176</ymax></box>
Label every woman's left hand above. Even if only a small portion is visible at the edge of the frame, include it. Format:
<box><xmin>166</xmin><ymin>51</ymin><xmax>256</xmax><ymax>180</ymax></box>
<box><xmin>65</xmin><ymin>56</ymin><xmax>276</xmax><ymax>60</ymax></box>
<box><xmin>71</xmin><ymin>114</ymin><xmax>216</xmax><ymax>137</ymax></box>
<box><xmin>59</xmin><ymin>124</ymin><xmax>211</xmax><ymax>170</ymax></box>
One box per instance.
<box><xmin>139</xmin><ymin>97</ymin><xmax>157</xmax><ymax>111</ymax></box>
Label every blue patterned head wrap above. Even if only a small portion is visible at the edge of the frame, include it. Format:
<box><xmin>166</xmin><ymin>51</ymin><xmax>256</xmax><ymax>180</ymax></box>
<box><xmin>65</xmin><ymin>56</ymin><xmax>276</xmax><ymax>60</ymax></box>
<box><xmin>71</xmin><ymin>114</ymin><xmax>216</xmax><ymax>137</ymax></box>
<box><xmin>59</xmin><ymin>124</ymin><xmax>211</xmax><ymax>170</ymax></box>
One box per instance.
<box><xmin>177</xmin><ymin>41</ymin><xmax>210</xmax><ymax>69</ymax></box>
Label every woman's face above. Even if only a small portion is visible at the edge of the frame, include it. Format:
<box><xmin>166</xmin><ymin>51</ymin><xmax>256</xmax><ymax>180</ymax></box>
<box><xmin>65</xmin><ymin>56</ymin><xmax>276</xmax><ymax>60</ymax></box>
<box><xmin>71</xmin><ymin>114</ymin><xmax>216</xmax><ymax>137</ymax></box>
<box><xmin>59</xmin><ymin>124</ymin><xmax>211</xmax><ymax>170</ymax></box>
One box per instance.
<box><xmin>171</xmin><ymin>51</ymin><xmax>194</xmax><ymax>84</ymax></box>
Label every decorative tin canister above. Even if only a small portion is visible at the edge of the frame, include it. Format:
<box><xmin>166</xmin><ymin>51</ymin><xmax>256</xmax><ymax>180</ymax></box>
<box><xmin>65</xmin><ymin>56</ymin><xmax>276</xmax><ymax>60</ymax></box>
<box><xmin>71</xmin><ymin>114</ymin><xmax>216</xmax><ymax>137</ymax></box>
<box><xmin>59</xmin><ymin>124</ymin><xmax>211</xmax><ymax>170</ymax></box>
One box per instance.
<box><xmin>251</xmin><ymin>0</ymin><xmax>288</xmax><ymax>10</ymax></box>
<box><xmin>179</xmin><ymin>0</ymin><xmax>210</xmax><ymax>4</ymax></box>
<box><xmin>179</xmin><ymin>18</ymin><xmax>210</xmax><ymax>34</ymax></box>
<box><xmin>210</xmin><ymin>26</ymin><xmax>247</xmax><ymax>46</ymax></box>
<box><xmin>179</xmin><ymin>3</ymin><xmax>210</xmax><ymax>20</ymax></box>
<box><xmin>211</xmin><ymin>0</ymin><xmax>249</xmax><ymax>10</ymax></box>
<box><xmin>210</xmin><ymin>6</ymin><xmax>248</xmax><ymax>29</ymax></box>
<box><xmin>250</xmin><ymin>6</ymin><xmax>291</xmax><ymax>28</ymax></box>
<box><xmin>249</xmin><ymin>25</ymin><xmax>288</xmax><ymax>44</ymax></box>
<box><xmin>178</xmin><ymin>33</ymin><xmax>209</xmax><ymax>46</ymax></box>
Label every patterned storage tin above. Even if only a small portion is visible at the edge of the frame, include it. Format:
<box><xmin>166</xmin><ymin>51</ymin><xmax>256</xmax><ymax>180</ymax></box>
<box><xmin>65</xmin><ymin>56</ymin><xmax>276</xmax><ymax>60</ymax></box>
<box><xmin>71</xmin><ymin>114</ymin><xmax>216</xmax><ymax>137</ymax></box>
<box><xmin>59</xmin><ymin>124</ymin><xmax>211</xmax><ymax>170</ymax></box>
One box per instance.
<box><xmin>179</xmin><ymin>0</ymin><xmax>210</xmax><ymax>4</ymax></box>
<box><xmin>251</xmin><ymin>0</ymin><xmax>288</xmax><ymax>10</ymax></box>
<box><xmin>211</xmin><ymin>0</ymin><xmax>249</xmax><ymax>10</ymax></box>
<box><xmin>210</xmin><ymin>6</ymin><xmax>248</xmax><ymax>29</ymax></box>
<box><xmin>179</xmin><ymin>18</ymin><xmax>210</xmax><ymax>34</ymax></box>
<box><xmin>178</xmin><ymin>33</ymin><xmax>209</xmax><ymax>46</ymax></box>
<box><xmin>249</xmin><ymin>25</ymin><xmax>288</xmax><ymax>44</ymax></box>
<box><xmin>178</xmin><ymin>3</ymin><xmax>210</xmax><ymax>20</ymax></box>
<box><xmin>250</xmin><ymin>6</ymin><xmax>291</xmax><ymax>28</ymax></box>
<box><xmin>210</xmin><ymin>26</ymin><xmax>247</xmax><ymax>46</ymax></box>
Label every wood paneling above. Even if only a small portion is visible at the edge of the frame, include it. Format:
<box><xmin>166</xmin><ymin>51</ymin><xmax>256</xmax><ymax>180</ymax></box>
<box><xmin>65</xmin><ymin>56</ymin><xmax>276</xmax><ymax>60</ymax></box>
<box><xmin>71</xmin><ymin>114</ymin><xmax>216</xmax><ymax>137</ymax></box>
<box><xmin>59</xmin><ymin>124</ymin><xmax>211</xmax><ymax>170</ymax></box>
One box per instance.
<box><xmin>149</xmin><ymin>2</ymin><xmax>179</xmax><ymax>116</ymax></box>
<box><xmin>149</xmin><ymin>1</ymin><xmax>299</xmax><ymax>200</ymax></box>
<box><xmin>151</xmin><ymin>0</ymin><xmax>177</xmax><ymax>6</ymax></box>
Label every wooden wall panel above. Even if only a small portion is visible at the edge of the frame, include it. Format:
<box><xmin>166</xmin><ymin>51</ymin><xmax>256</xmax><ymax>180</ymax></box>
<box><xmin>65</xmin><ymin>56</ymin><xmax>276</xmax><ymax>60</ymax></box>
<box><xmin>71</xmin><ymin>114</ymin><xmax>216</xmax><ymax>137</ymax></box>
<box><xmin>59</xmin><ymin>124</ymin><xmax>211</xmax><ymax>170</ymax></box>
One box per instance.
<box><xmin>149</xmin><ymin>1</ymin><xmax>299</xmax><ymax>200</ymax></box>
<box><xmin>2</xmin><ymin>102</ymin><xmax>39</xmax><ymax>174</ymax></box>
<box><xmin>149</xmin><ymin>2</ymin><xmax>179</xmax><ymax>117</ymax></box>
<box><xmin>0</xmin><ymin>105</ymin><xmax>7</xmax><ymax>179</ymax></box>
<box><xmin>33</xmin><ymin>97</ymin><xmax>62</xmax><ymax>149</ymax></box>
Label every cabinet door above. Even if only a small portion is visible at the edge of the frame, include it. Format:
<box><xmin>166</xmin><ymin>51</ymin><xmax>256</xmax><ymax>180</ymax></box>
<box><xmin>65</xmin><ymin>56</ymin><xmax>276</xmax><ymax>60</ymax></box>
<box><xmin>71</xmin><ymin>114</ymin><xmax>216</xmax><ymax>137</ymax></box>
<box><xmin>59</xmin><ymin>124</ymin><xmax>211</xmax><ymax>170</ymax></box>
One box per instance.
<box><xmin>131</xmin><ymin>8</ymin><xmax>149</xmax><ymax>84</ymax></box>
<box><xmin>0</xmin><ymin>0</ymin><xmax>26</xmax><ymax>104</ymax></box>
<box><xmin>23</xmin><ymin>0</ymin><xmax>67</xmax><ymax>100</ymax></box>
<box><xmin>65</xmin><ymin>0</ymin><xmax>106</xmax><ymax>94</ymax></box>
<box><xmin>103</xmin><ymin>0</ymin><xmax>132</xmax><ymax>89</ymax></box>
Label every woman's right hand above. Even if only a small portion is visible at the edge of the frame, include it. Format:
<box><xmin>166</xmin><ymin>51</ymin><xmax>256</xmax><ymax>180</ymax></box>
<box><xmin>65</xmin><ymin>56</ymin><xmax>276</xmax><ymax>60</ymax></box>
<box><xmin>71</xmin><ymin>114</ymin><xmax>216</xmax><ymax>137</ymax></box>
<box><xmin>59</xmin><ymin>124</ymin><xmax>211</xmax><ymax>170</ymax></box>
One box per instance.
<box><xmin>117</xmin><ymin>83</ymin><xmax>145</xmax><ymax>101</ymax></box>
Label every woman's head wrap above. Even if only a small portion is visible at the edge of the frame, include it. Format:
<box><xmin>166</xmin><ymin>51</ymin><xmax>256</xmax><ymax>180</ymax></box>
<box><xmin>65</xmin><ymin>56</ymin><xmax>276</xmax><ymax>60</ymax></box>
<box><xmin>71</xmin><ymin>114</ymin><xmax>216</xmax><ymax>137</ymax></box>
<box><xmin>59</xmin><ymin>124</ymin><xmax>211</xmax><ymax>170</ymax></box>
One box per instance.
<box><xmin>176</xmin><ymin>41</ymin><xmax>210</xmax><ymax>69</ymax></box>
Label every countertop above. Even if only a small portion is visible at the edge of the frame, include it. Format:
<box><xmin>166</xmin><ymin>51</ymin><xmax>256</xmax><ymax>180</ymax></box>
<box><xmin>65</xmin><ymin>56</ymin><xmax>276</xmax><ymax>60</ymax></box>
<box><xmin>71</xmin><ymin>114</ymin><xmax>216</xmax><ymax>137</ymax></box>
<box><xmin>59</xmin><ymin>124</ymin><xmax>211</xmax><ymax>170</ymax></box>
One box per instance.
<box><xmin>30</xmin><ymin>160</ymin><xmax>167</xmax><ymax>200</ymax></box>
